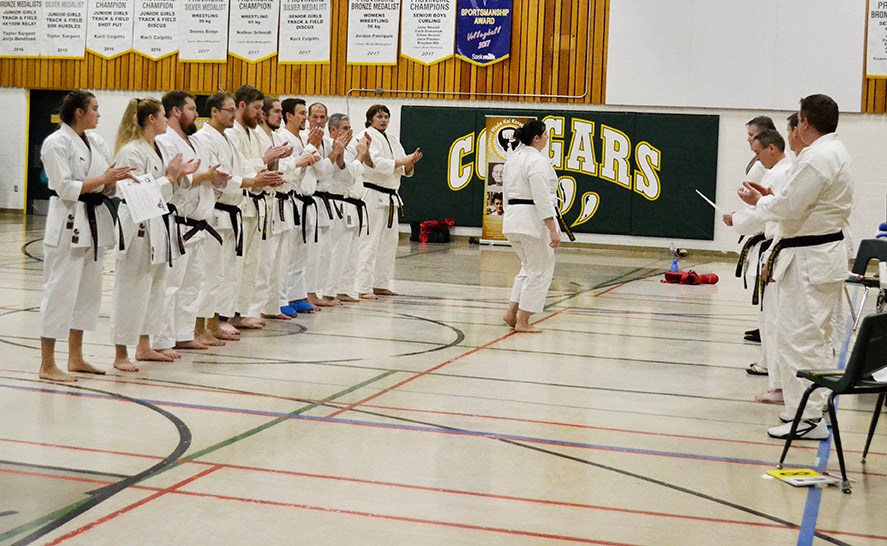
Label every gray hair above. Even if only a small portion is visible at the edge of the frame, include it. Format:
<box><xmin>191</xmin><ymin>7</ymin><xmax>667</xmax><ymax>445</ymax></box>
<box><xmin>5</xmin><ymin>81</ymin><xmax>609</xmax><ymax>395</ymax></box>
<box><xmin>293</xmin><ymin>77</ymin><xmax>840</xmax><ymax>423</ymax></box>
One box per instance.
<box><xmin>328</xmin><ymin>113</ymin><xmax>350</xmax><ymax>129</ymax></box>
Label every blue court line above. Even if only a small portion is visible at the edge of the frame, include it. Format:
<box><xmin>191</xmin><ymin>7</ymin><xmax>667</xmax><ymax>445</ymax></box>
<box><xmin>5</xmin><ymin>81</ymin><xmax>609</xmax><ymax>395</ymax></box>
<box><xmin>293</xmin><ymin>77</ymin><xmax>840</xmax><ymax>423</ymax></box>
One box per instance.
<box><xmin>796</xmin><ymin>305</ymin><xmax>857</xmax><ymax>546</ymax></box>
<box><xmin>0</xmin><ymin>381</ymin><xmax>809</xmax><ymax>470</ymax></box>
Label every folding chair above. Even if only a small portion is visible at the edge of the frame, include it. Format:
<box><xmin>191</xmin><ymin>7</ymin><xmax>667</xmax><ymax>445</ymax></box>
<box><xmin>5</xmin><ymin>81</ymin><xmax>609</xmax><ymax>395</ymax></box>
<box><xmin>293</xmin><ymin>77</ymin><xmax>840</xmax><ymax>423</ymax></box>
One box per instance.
<box><xmin>845</xmin><ymin>239</ymin><xmax>887</xmax><ymax>330</ymax></box>
<box><xmin>776</xmin><ymin>312</ymin><xmax>887</xmax><ymax>494</ymax></box>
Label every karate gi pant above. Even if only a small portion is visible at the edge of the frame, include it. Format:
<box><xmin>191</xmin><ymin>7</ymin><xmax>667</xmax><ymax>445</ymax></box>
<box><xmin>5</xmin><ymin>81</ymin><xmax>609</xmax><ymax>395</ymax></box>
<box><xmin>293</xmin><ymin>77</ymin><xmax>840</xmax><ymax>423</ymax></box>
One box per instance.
<box><xmin>257</xmin><ymin>230</ymin><xmax>288</xmax><ymax>315</ymax></box>
<box><xmin>153</xmin><ymin>237</ymin><xmax>208</xmax><ymax>349</ymax></box>
<box><xmin>356</xmin><ymin>203</ymin><xmax>398</xmax><ymax>293</ymax></box>
<box><xmin>773</xmin><ymin>263</ymin><xmax>842</xmax><ymax>420</ymax></box>
<box><xmin>306</xmin><ymin>225</ymin><xmax>330</xmax><ymax>294</ymax></box>
<box><xmin>284</xmin><ymin>227</ymin><xmax>311</xmax><ymax>303</ymax></box>
<box><xmin>111</xmin><ymin>236</ymin><xmax>167</xmax><ymax>346</ymax></box>
<box><xmin>41</xmin><ymin>241</ymin><xmax>105</xmax><ymax>340</ymax></box>
<box><xmin>757</xmin><ymin>248</ymin><xmax>779</xmax><ymax>389</ymax></box>
<box><xmin>505</xmin><ymin>231</ymin><xmax>555</xmax><ymax>314</ymax></box>
<box><xmin>323</xmin><ymin>219</ymin><xmax>359</xmax><ymax>297</ymax></box>
<box><xmin>199</xmin><ymin>228</ymin><xmax>240</xmax><ymax>319</ymax></box>
<box><xmin>236</xmin><ymin>215</ymin><xmax>266</xmax><ymax>317</ymax></box>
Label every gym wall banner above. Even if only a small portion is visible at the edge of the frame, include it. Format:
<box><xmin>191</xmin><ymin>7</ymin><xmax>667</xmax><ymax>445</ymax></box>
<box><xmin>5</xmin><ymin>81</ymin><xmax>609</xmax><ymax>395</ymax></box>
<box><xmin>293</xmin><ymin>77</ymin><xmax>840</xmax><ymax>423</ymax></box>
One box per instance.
<box><xmin>455</xmin><ymin>0</ymin><xmax>513</xmax><ymax>66</ymax></box>
<box><xmin>481</xmin><ymin>114</ymin><xmax>534</xmax><ymax>243</ymax></box>
<box><xmin>399</xmin><ymin>106</ymin><xmax>720</xmax><ymax>241</ymax></box>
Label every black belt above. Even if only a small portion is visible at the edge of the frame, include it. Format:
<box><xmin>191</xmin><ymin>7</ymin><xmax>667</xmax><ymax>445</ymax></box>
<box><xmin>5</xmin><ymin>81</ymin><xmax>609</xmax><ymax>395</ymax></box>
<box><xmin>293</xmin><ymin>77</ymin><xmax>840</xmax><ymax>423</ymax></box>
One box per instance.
<box><xmin>760</xmin><ymin>231</ymin><xmax>844</xmax><ymax>302</ymax></box>
<box><xmin>246</xmin><ymin>190</ymin><xmax>269</xmax><ymax>240</ymax></box>
<box><xmin>49</xmin><ymin>190</ymin><xmax>120</xmax><ymax>261</ymax></box>
<box><xmin>344</xmin><ymin>197</ymin><xmax>369</xmax><ymax>235</ymax></box>
<box><xmin>314</xmin><ymin>191</ymin><xmax>337</xmax><ymax>221</ymax></box>
<box><xmin>507</xmin><ymin>199</ymin><xmax>575</xmax><ymax>242</ymax></box>
<box><xmin>290</xmin><ymin>192</ymin><xmax>318</xmax><ymax>243</ymax></box>
<box><xmin>735</xmin><ymin>233</ymin><xmax>767</xmax><ymax>284</ymax></box>
<box><xmin>164</xmin><ymin>203</ymin><xmax>185</xmax><ymax>266</ymax></box>
<box><xmin>177</xmin><ymin>216</ymin><xmax>223</xmax><ymax>246</ymax></box>
<box><xmin>317</xmin><ymin>191</ymin><xmax>347</xmax><ymax>220</ymax></box>
<box><xmin>213</xmin><ymin>202</ymin><xmax>243</xmax><ymax>256</ymax></box>
<box><xmin>364</xmin><ymin>182</ymin><xmax>403</xmax><ymax>229</ymax></box>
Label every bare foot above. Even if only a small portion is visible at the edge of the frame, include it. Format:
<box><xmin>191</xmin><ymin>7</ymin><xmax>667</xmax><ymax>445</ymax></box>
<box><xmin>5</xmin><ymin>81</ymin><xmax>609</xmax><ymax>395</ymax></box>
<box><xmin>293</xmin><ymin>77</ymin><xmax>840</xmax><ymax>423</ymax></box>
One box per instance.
<box><xmin>513</xmin><ymin>323</ymin><xmax>542</xmax><ymax>333</ymax></box>
<box><xmin>373</xmin><ymin>288</ymin><xmax>398</xmax><ymax>296</ymax></box>
<box><xmin>322</xmin><ymin>296</ymin><xmax>343</xmax><ymax>306</ymax></box>
<box><xmin>309</xmin><ymin>294</ymin><xmax>337</xmax><ymax>307</ymax></box>
<box><xmin>40</xmin><ymin>366</ymin><xmax>78</xmax><ymax>382</ymax></box>
<box><xmin>218</xmin><ymin>322</ymin><xmax>241</xmax><ymax>337</ymax></box>
<box><xmin>68</xmin><ymin>359</ymin><xmax>107</xmax><ymax>375</ymax></box>
<box><xmin>359</xmin><ymin>293</ymin><xmax>379</xmax><ymax>300</ymax></box>
<box><xmin>134</xmin><ymin>347</ymin><xmax>175</xmax><ymax>362</ymax></box>
<box><xmin>503</xmin><ymin>313</ymin><xmax>517</xmax><ymax>328</ymax></box>
<box><xmin>213</xmin><ymin>330</ymin><xmax>240</xmax><ymax>341</ymax></box>
<box><xmin>230</xmin><ymin>317</ymin><xmax>264</xmax><ymax>329</ymax></box>
<box><xmin>195</xmin><ymin>333</ymin><xmax>226</xmax><ymax>347</ymax></box>
<box><xmin>113</xmin><ymin>358</ymin><xmax>140</xmax><ymax>372</ymax></box>
<box><xmin>157</xmin><ymin>348</ymin><xmax>181</xmax><ymax>360</ymax></box>
<box><xmin>176</xmin><ymin>340</ymin><xmax>209</xmax><ymax>350</ymax></box>
<box><xmin>337</xmin><ymin>294</ymin><xmax>359</xmax><ymax>303</ymax></box>
<box><xmin>262</xmin><ymin>313</ymin><xmax>292</xmax><ymax>321</ymax></box>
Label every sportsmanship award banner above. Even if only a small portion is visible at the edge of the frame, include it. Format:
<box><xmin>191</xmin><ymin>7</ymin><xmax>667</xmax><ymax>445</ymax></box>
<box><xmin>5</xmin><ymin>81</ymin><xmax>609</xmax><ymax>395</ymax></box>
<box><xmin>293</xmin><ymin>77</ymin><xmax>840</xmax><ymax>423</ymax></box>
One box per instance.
<box><xmin>401</xmin><ymin>0</ymin><xmax>456</xmax><ymax>65</ymax></box>
<box><xmin>401</xmin><ymin>106</ymin><xmax>720</xmax><ymax>241</ymax></box>
<box><xmin>86</xmin><ymin>0</ymin><xmax>134</xmax><ymax>58</ymax></box>
<box><xmin>179</xmin><ymin>0</ymin><xmax>228</xmax><ymax>62</ymax></box>
<box><xmin>229</xmin><ymin>0</ymin><xmax>280</xmax><ymax>62</ymax></box>
<box><xmin>455</xmin><ymin>0</ymin><xmax>512</xmax><ymax>66</ymax></box>
<box><xmin>133</xmin><ymin>0</ymin><xmax>181</xmax><ymax>59</ymax></box>
<box><xmin>39</xmin><ymin>0</ymin><xmax>87</xmax><ymax>58</ymax></box>
<box><xmin>481</xmin><ymin>115</ymin><xmax>534</xmax><ymax>243</ymax></box>
<box><xmin>867</xmin><ymin>4</ymin><xmax>887</xmax><ymax>77</ymax></box>
<box><xmin>346</xmin><ymin>0</ymin><xmax>400</xmax><ymax>65</ymax></box>
<box><xmin>0</xmin><ymin>0</ymin><xmax>41</xmax><ymax>57</ymax></box>
<box><xmin>278</xmin><ymin>0</ymin><xmax>330</xmax><ymax>64</ymax></box>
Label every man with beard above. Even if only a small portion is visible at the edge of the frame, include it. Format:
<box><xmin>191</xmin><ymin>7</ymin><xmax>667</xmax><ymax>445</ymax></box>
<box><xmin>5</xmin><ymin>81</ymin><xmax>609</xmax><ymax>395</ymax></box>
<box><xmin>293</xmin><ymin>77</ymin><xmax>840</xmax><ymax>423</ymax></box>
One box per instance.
<box><xmin>277</xmin><ymin>98</ymin><xmax>324</xmax><ymax>314</ymax></box>
<box><xmin>155</xmin><ymin>91</ymin><xmax>232</xmax><ymax>350</ymax></box>
<box><xmin>191</xmin><ymin>91</ymin><xmax>285</xmax><ymax>342</ymax></box>
<box><xmin>226</xmin><ymin>85</ymin><xmax>292</xmax><ymax>330</ymax></box>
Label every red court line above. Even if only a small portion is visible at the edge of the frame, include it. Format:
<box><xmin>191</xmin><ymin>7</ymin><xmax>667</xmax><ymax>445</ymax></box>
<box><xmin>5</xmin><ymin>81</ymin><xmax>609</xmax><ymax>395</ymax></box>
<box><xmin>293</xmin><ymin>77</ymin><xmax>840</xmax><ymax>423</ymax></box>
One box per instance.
<box><xmin>45</xmin><ymin>464</ymin><xmax>223</xmax><ymax>545</ymax></box>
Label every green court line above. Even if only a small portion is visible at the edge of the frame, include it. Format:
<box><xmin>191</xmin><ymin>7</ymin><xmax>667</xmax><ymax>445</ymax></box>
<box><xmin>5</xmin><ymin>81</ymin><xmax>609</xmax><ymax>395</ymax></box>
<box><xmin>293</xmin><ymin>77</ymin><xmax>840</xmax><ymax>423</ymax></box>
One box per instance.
<box><xmin>0</xmin><ymin>369</ymin><xmax>398</xmax><ymax>544</ymax></box>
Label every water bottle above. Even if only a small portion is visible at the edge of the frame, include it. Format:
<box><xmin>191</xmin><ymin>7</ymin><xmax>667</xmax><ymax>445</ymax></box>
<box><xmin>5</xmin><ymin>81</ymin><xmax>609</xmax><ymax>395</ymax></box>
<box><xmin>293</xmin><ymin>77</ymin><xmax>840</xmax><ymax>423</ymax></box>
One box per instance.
<box><xmin>670</xmin><ymin>259</ymin><xmax>679</xmax><ymax>272</ymax></box>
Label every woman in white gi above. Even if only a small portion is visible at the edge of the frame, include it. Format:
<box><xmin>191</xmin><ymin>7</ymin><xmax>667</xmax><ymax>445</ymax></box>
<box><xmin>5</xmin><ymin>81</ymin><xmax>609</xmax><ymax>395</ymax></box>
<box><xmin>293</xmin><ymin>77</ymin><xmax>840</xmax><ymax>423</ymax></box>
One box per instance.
<box><xmin>111</xmin><ymin>98</ymin><xmax>197</xmax><ymax>372</ymax></box>
<box><xmin>501</xmin><ymin>120</ymin><xmax>561</xmax><ymax>333</ymax></box>
<box><xmin>39</xmin><ymin>91</ymin><xmax>135</xmax><ymax>382</ymax></box>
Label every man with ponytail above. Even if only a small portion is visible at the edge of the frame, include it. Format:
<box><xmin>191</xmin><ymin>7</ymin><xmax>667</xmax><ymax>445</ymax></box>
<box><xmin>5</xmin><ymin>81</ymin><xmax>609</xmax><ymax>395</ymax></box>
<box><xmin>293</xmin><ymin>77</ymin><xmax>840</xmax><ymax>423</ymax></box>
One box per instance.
<box><xmin>39</xmin><ymin>91</ymin><xmax>135</xmax><ymax>381</ymax></box>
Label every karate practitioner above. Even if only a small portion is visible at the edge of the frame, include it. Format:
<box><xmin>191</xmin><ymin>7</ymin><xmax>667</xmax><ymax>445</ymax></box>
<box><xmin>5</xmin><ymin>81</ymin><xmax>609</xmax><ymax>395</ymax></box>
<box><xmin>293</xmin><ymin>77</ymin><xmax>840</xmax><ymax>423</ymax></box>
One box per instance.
<box><xmin>155</xmin><ymin>90</ymin><xmax>232</xmax><ymax>350</ymax></box>
<box><xmin>39</xmin><ymin>91</ymin><xmax>135</xmax><ymax>382</ymax></box>
<box><xmin>191</xmin><ymin>92</ymin><xmax>285</xmax><ymax>341</ymax></box>
<box><xmin>227</xmin><ymin>86</ymin><xmax>292</xmax><ymax>330</ymax></box>
<box><xmin>354</xmin><ymin>105</ymin><xmax>423</xmax><ymax>299</ymax></box>
<box><xmin>111</xmin><ymin>97</ymin><xmax>199</xmax><ymax>372</ymax></box>
<box><xmin>739</xmin><ymin>94</ymin><xmax>854</xmax><ymax>440</ymax></box>
<box><xmin>723</xmin><ymin>130</ymin><xmax>792</xmax><ymax>404</ymax></box>
<box><xmin>500</xmin><ymin>120</ymin><xmax>561</xmax><ymax>333</ymax></box>
<box><xmin>320</xmin><ymin>114</ymin><xmax>371</xmax><ymax>302</ymax></box>
<box><xmin>278</xmin><ymin>98</ymin><xmax>323</xmax><ymax>314</ymax></box>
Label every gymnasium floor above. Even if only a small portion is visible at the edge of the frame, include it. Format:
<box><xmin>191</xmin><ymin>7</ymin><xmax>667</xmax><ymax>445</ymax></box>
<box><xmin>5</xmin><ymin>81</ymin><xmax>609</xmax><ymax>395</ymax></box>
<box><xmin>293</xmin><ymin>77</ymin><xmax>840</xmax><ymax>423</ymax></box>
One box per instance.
<box><xmin>0</xmin><ymin>213</ymin><xmax>884</xmax><ymax>545</ymax></box>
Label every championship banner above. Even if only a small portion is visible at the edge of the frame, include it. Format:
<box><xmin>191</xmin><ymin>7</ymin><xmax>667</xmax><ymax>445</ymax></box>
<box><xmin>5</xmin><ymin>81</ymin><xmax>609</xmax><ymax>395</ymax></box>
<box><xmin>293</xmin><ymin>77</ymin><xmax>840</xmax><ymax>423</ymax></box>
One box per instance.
<box><xmin>481</xmin><ymin>115</ymin><xmax>533</xmax><ymax>243</ymax></box>
<box><xmin>400</xmin><ymin>0</ymin><xmax>456</xmax><ymax>65</ymax></box>
<box><xmin>400</xmin><ymin>106</ymin><xmax>720</xmax><ymax>241</ymax></box>
<box><xmin>179</xmin><ymin>0</ymin><xmax>228</xmax><ymax>62</ymax></box>
<box><xmin>346</xmin><ymin>0</ymin><xmax>400</xmax><ymax>65</ymax></box>
<box><xmin>133</xmin><ymin>0</ymin><xmax>181</xmax><ymax>59</ymax></box>
<box><xmin>228</xmin><ymin>0</ymin><xmax>280</xmax><ymax>62</ymax></box>
<box><xmin>86</xmin><ymin>0</ymin><xmax>134</xmax><ymax>58</ymax></box>
<box><xmin>278</xmin><ymin>0</ymin><xmax>330</xmax><ymax>64</ymax></box>
<box><xmin>0</xmin><ymin>0</ymin><xmax>41</xmax><ymax>57</ymax></box>
<box><xmin>455</xmin><ymin>0</ymin><xmax>512</xmax><ymax>66</ymax></box>
<box><xmin>39</xmin><ymin>0</ymin><xmax>88</xmax><ymax>58</ymax></box>
<box><xmin>867</xmin><ymin>2</ymin><xmax>887</xmax><ymax>77</ymax></box>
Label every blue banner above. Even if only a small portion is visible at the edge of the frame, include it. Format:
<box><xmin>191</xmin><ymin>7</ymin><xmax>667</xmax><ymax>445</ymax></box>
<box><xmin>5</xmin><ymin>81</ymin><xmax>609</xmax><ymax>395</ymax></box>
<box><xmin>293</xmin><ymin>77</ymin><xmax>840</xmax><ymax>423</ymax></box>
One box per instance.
<box><xmin>455</xmin><ymin>0</ymin><xmax>513</xmax><ymax>66</ymax></box>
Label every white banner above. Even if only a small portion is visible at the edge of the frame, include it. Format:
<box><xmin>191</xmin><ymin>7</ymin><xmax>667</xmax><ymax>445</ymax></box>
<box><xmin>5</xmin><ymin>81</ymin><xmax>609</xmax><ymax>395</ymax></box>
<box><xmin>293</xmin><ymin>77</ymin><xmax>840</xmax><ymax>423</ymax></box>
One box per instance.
<box><xmin>278</xmin><ymin>0</ymin><xmax>330</xmax><ymax>63</ymax></box>
<box><xmin>867</xmin><ymin>3</ymin><xmax>887</xmax><ymax>77</ymax></box>
<box><xmin>132</xmin><ymin>0</ymin><xmax>181</xmax><ymax>59</ymax></box>
<box><xmin>39</xmin><ymin>0</ymin><xmax>88</xmax><ymax>58</ymax></box>
<box><xmin>0</xmin><ymin>0</ymin><xmax>41</xmax><ymax>57</ymax></box>
<box><xmin>86</xmin><ymin>0</ymin><xmax>134</xmax><ymax>58</ymax></box>
<box><xmin>400</xmin><ymin>0</ymin><xmax>455</xmax><ymax>65</ymax></box>
<box><xmin>179</xmin><ymin>0</ymin><xmax>229</xmax><ymax>62</ymax></box>
<box><xmin>228</xmin><ymin>0</ymin><xmax>279</xmax><ymax>62</ymax></box>
<box><xmin>346</xmin><ymin>1</ymin><xmax>400</xmax><ymax>65</ymax></box>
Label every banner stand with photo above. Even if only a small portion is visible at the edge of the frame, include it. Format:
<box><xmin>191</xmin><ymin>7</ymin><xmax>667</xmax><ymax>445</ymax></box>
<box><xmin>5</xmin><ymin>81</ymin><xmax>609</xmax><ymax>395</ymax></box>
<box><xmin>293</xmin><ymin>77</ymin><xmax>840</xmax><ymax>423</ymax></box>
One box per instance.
<box><xmin>481</xmin><ymin>115</ymin><xmax>535</xmax><ymax>244</ymax></box>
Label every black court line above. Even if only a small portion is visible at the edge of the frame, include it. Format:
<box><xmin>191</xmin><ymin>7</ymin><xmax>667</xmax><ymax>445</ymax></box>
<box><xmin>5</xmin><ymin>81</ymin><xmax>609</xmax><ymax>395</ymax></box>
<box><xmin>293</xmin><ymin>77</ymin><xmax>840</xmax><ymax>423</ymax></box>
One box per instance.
<box><xmin>0</xmin><ymin>459</ymin><xmax>131</xmax><ymax>480</ymax></box>
<box><xmin>1</xmin><ymin>379</ymin><xmax>191</xmax><ymax>546</ymax></box>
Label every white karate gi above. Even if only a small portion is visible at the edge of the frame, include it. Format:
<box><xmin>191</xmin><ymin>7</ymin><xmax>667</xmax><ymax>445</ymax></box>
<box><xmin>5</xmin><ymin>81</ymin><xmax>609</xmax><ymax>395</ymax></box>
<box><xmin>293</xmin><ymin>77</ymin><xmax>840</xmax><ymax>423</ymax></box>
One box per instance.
<box><xmin>303</xmin><ymin>132</ymin><xmax>335</xmax><ymax>294</ymax></box>
<box><xmin>752</xmin><ymin>133</ymin><xmax>854</xmax><ymax>420</ymax></box>
<box><xmin>40</xmin><ymin>125</ymin><xmax>116</xmax><ymax>339</ymax></box>
<box><xmin>190</xmin><ymin>123</ymin><xmax>252</xmax><ymax>318</ymax></box>
<box><xmin>322</xmin><ymin>141</ymin><xmax>366</xmax><ymax>297</ymax></box>
<box><xmin>733</xmin><ymin>156</ymin><xmax>792</xmax><ymax>390</ymax></box>
<box><xmin>355</xmin><ymin>126</ymin><xmax>412</xmax><ymax>293</ymax></box>
<box><xmin>277</xmin><ymin>127</ymin><xmax>319</xmax><ymax>304</ymax></box>
<box><xmin>111</xmin><ymin>139</ymin><xmax>183</xmax><ymax>346</ymax></box>
<box><xmin>502</xmin><ymin>144</ymin><xmax>559</xmax><ymax>314</ymax></box>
